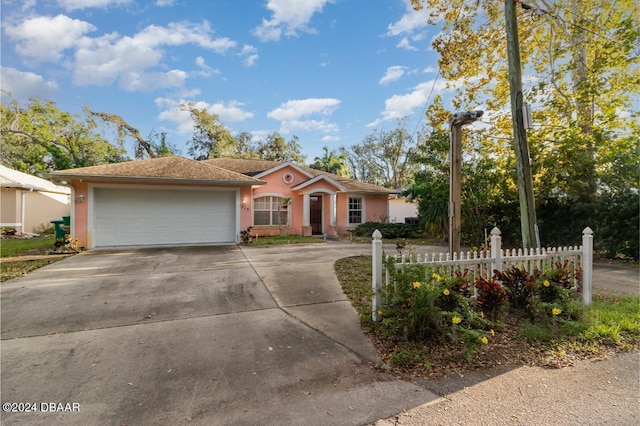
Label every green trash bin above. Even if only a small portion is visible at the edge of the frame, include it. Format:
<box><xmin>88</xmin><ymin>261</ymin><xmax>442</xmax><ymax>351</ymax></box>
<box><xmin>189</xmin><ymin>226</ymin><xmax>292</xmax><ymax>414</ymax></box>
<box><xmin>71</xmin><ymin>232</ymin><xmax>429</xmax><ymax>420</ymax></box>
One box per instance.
<box><xmin>51</xmin><ymin>219</ymin><xmax>65</xmax><ymax>239</ymax></box>
<box><xmin>62</xmin><ymin>216</ymin><xmax>71</xmax><ymax>226</ymax></box>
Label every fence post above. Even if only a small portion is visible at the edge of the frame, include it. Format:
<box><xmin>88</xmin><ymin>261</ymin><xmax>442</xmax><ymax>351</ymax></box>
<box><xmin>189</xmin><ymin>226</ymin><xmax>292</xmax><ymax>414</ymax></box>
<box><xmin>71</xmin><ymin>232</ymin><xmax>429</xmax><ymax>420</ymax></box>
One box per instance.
<box><xmin>490</xmin><ymin>227</ymin><xmax>502</xmax><ymax>274</ymax></box>
<box><xmin>581</xmin><ymin>227</ymin><xmax>593</xmax><ymax>306</ymax></box>
<box><xmin>372</xmin><ymin>229</ymin><xmax>383</xmax><ymax>322</ymax></box>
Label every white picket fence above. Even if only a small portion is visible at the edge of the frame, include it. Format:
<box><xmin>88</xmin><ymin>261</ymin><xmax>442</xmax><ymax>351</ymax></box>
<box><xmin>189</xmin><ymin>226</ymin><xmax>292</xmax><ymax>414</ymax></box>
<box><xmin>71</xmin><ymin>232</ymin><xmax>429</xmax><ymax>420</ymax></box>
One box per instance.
<box><xmin>371</xmin><ymin>227</ymin><xmax>593</xmax><ymax>322</ymax></box>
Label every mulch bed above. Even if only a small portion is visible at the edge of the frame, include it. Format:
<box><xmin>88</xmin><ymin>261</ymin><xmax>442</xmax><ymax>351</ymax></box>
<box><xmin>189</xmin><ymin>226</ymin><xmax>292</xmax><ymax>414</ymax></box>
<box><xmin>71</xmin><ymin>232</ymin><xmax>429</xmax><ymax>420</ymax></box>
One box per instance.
<box><xmin>367</xmin><ymin>311</ymin><xmax>621</xmax><ymax>382</ymax></box>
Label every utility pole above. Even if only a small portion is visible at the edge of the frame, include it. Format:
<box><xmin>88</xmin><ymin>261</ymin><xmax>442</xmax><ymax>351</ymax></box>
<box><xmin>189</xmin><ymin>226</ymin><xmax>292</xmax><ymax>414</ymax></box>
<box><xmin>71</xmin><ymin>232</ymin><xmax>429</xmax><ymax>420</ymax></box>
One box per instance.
<box><xmin>505</xmin><ymin>0</ymin><xmax>538</xmax><ymax>249</ymax></box>
<box><xmin>449</xmin><ymin>110</ymin><xmax>483</xmax><ymax>255</ymax></box>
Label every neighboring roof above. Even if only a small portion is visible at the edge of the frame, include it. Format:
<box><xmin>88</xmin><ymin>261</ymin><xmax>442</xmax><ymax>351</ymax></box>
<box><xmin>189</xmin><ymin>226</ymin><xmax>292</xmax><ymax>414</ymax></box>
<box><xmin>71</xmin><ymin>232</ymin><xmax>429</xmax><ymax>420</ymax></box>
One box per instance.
<box><xmin>204</xmin><ymin>157</ymin><xmax>396</xmax><ymax>194</ymax></box>
<box><xmin>46</xmin><ymin>156</ymin><xmax>265</xmax><ymax>186</ymax></box>
<box><xmin>0</xmin><ymin>164</ymin><xmax>71</xmax><ymax>194</ymax></box>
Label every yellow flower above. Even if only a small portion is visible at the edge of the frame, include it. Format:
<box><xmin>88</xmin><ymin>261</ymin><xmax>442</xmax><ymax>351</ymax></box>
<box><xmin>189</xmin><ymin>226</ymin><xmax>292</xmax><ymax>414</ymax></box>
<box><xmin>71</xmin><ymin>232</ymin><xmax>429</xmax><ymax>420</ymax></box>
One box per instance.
<box><xmin>552</xmin><ymin>307</ymin><xmax>562</xmax><ymax>316</ymax></box>
<box><xmin>480</xmin><ymin>336</ymin><xmax>489</xmax><ymax>345</ymax></box>
<box><xmin>412</xmin><ymin>281</ymin><xmax>421</xmax><ymax>289</ymax></box>
<box><xmin>431</xmin><ymin>273</ymin><xmax>442</xmax><ymax>281</ymax></box>
<box><xmin>479</xmin><ymin>311</ymin><xmax>484</xmax><ymax>319</ymax></box>
<box><xmin>490</xmin><ymin>329</ymin><xmax>495</xmax><ymax>337</ymax></box>
<box><xmin>443</xmin><ymin>289</ymin><xmax>450</xmax><ymax>296</ymax></box>
<box><xmin>543</xmin><ymin>280</ymin><xmax>550</xmax><ymax>287</ymax></box>
<box><xmin>452</xmin><ymin>316</ymin><xmax>462</xmax><ymax>324</ymax></box>
<box><xmin>377</xmin><ymin>310</ymin><xmax>383</xmax><ymax>316</ymax></box>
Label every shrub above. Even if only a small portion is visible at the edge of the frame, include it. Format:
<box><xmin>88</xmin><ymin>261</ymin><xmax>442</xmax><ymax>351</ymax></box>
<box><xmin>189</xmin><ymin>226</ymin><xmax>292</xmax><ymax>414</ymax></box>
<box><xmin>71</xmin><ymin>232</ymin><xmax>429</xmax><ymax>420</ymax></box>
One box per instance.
<box><xmin>353</xmin><ymin>222</ymin><xmax>418</xmax><ymax>239</ymax></box>
<box><xmin>379</xmin><ymin>262</ymin><xmax>492</xmax><ymax>359</ymax></box>
<box><xmin>34</xmin><ymin>222</ymin><xmax>55</xmax><ymax>235</ymax></box>
<box><xmin>475</xmin><ymin>276</ymin><xmax>507</xmax><ymax>321</ymax></box>
<box><xmin>494</xmin><ymin>266</ymin><xmax>539</xmax><ymax>313</ymax></box>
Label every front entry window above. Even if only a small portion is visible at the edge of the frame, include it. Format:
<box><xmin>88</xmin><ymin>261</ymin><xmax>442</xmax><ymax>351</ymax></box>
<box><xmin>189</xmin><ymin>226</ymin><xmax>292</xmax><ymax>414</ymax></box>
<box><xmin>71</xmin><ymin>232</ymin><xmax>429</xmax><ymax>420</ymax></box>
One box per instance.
<box><xmin>254</xmin><ymin>196</ymin><xmax>289</xmax><ymax>226</ymax></box>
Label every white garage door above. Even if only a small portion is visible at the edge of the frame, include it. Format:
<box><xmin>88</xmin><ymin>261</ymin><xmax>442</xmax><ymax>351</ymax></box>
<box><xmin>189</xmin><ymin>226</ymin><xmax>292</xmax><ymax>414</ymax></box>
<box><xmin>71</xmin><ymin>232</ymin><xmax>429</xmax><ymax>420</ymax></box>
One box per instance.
<box><xmin>93</xmin><ymin>187</ymin><xmax>237</xmax><ymax>247</ymax></box>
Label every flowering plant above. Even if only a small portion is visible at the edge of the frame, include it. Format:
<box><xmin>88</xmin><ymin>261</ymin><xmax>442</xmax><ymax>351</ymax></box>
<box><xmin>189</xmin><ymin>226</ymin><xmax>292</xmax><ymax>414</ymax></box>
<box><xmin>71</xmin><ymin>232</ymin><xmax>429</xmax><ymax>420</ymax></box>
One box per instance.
<box><xmin>475</xmin><ymin>276</ymin><xmax>507</xmax><ymax>321</ymax></box>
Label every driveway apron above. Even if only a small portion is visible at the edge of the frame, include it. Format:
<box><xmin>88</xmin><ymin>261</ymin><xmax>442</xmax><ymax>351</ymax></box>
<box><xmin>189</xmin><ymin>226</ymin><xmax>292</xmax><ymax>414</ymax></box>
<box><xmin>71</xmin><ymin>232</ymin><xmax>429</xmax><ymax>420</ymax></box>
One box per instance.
<box><xmin>1</xmin><ymin>244</ymin><xmax>438</xmax><ymax>426</ymax></box>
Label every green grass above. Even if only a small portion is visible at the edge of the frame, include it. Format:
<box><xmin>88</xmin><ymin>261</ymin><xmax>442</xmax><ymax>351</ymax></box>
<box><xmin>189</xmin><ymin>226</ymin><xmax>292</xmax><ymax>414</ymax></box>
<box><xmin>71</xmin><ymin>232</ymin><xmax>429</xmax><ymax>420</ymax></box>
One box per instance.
<box><xmin>335</xmin><ymin>255</ymin><xmax>640</xmax><ymax>370</ymax></box>
<box><xmin>578</xmin><ymin>295</ymin><xmax>640</xmax><ymax>344</ymax></box>
<box><xmin>1</xmin><ymin>236</ymin><xmax>56</xmax><ymax>257</ymax></box>
<box><xmin>247</xmin><ymin>234</ymin><xmax>325</xmax><ymax>245</ymax></box>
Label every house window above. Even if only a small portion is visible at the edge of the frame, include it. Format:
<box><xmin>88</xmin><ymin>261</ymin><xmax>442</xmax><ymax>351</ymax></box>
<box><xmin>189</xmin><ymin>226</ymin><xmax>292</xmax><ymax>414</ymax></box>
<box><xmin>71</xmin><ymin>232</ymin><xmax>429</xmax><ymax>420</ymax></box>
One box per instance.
<box><xmin>254</xmin><ymin>196</ymin><xmax>289</xmax><ymax>226</ymax></box>
<box><xmin>348</xmin><ymin>196</ymin><xmax>363</xmax><ymax>225</ymax></box>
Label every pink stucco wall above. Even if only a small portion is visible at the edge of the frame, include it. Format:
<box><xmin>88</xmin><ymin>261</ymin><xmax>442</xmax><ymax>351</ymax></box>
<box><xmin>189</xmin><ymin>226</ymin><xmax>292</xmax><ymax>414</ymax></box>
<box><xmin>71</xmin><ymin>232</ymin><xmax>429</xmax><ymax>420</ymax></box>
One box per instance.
<box><xmin>68</xmin><ymin>166</ymin><xmax>389</xmax><ymax>245</ymax></box>
<box><xmin>333</xmin><ymin>193</ymin><xmax>389</xmax><ymax>235</ymax></box>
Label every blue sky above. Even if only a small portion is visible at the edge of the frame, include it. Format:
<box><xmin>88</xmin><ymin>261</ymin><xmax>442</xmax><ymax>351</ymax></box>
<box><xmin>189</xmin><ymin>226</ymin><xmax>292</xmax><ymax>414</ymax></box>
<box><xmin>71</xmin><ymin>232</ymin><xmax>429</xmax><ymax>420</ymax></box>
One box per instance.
<box><xmin>1</xmin><ymin>0</ymin><xmax>454</xmax><ymax>162</ymax></box>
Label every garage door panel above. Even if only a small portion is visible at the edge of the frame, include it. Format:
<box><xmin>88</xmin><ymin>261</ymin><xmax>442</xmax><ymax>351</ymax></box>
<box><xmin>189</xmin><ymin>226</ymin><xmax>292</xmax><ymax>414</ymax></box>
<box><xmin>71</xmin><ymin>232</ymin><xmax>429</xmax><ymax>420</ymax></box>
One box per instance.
<box><xmin>94</xmin><ymin>188</ymin><xmax>236</xmax><ymax>247</ymax></box>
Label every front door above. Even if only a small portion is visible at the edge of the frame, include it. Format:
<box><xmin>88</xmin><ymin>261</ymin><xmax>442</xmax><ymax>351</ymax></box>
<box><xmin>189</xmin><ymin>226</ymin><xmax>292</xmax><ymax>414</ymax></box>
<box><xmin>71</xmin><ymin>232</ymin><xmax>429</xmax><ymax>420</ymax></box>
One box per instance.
<box><xmin>310</xmin><ymin>195</ymin><xmax>322</xmax><ymax>235</ymax></box>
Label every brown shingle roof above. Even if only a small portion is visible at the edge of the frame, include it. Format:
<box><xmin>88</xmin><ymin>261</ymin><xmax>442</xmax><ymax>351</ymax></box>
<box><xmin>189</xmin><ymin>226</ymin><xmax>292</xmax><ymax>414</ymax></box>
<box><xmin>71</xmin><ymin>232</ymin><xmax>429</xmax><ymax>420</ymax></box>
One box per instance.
<box><xmin>203</xmin><ymin>158</ymin><xmax>284</xmax><ymax>176</ymax></box>
<box><xmin>46</xmin><ymin>156</ymin><xmax>264</xmax><ymax>185</ymax></box>
<box><xmin>204</xmin><ymin>157</ymin><xmax>395</xmax><ymax>194</ymax></box>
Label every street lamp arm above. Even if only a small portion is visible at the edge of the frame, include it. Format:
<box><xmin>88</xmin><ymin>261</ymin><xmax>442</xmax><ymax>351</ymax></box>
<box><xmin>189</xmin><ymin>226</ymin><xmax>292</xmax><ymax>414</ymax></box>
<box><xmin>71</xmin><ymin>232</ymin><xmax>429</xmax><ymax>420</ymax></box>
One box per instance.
<box><xmin>450</xmin><ymin>110</ymin><xmax>484</xmax><ymax>126</ymax></box>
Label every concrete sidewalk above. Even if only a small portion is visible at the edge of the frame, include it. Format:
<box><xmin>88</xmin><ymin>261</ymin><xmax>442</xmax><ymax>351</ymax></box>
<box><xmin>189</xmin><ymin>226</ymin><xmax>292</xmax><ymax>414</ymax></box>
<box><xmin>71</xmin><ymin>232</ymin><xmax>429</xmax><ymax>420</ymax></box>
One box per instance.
<box><xmin>372</xmin><ymin>351</ymin><xmax>640</xmax><ymax>425</ymax></box>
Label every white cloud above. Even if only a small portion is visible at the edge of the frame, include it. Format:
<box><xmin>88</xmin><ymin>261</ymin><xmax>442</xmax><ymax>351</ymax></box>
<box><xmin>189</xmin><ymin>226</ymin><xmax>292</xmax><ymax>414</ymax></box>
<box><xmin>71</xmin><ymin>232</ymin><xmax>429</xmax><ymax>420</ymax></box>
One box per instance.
<box><xmin>0</xmin><ymin>67</ymin><xmax>58</xmax><ymax>100</ymax></box>
<box><xmin>73</xmin><ymin>21</ymin><xmax>236</xmax><ymax>89</ymax></box>
<box><xmin>194</xmin><ymin>56</ymin><xmax>220</xmax><ymax>77</ymax></box>
<box><xmin>254</xmin><ymin>0</ymin><xmax>334</xmax><ymax>42</ymax></box>
<box><xmin>387</xmin><ymin>0</ymin><xmax>435</xmax><ymax>36</ymax></box>
<box><xmin>321</xmin><ymin>134</ymin><xmax>341</xmax><ymax>142</ymax></box>
<box><xmin>208</xmin><ymin>100</ymin><xmax>254</xmax><ymax>122</ymax></box>
<box><xmin>156</xmin><ymin>98</ymin><xmax>254</xmax><ymax>133</ymax></box>
<box><xmin>134</xmin><ymin>21</ymin><xmax>235</xmax><ymax>53</ymax></box>
<box><xmin>268</xmin><ymin>98</ymin><xmax>340</xmax><ymax>134</ymax></box>
<box><xmin>239</xmin><ymin>45</ymin><xmax>259</xmax><ymax>67</ymax></box>
<box><xmin>368</xmin><ymin>79</ymin><xmax>450</xmax><ymax>126</ymax></box>
<box><xmin>120</xmin><ymin>69</ymin><xmax>187</xmax><ymax>91</ymax></box>
<box><xmin>396</xmin><ymin>37</ymin><xmax>418</xmax><ymax>51</ymax></box>
<box><xmin>154</xmin><ymin>0</ymin><xmax>175</xmax><ymax>6</ymax></box>
<box><xmin>280</xmin><ymin>119</ymin><xmax>339</xmax><ymax>134</ymax></box>
<box><xmin>57</xmin><ymin>0</ymin><xmax>132</xmax><ymax>11</ymax></box>
<box><xmin>268</xmin><ymin>98</ymin><xmax>340</xmax><ymax>121</ymax></box>
<box><xmin>379</xmin><ymin>66</ymin><xmax>407</xmax><ymax>85</ymax></box>
<box><xmin>4</xmin><ymin>14</ymin><xmax>96</xmax><ymax>63</ymax></box>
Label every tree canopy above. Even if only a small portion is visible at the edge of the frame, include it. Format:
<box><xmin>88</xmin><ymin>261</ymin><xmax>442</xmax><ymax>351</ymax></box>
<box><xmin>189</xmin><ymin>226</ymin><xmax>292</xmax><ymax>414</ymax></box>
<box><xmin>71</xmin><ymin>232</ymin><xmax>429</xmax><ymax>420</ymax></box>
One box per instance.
<box><xmin>412</xmin><ymin>0</ymin><xmax>639</xmax><ymax>199</ymax></box>
<box><xmin>342</xmin><ymin>119</ymin><xmax>418</xmax><ymax>189</ymax></box>
<box><xmin>310</xmin><ymin>146</ymin><xmax>350</xmax><ymax>177</ymax></box>
<box><xmin>0</xmin><ymin>94</ymin><xmax>126</xmax><ymax>174</ymax></box>
<box><xmin>406</xmin><ymin>0</ymin><xmax>638</xmax><ymax>257</ymax></box>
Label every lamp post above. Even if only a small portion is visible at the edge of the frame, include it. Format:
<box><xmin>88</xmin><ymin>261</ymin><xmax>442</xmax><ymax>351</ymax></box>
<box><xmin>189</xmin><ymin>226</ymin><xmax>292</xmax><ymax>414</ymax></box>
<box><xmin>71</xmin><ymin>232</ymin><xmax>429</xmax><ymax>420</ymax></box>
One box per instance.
<box><xmin>449</xmin><ymin>110</ymin><xmax>483</xmax><ymax>255</ymax></box>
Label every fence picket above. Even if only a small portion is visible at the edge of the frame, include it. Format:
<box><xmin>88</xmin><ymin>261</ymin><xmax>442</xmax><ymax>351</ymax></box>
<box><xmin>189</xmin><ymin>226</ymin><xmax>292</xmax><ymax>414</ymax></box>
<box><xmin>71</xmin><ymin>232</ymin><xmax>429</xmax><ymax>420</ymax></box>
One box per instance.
<box><xmin>371</xmin><ymin>227</ymin><xmax>593</xmax><ymax>321</ymax></box>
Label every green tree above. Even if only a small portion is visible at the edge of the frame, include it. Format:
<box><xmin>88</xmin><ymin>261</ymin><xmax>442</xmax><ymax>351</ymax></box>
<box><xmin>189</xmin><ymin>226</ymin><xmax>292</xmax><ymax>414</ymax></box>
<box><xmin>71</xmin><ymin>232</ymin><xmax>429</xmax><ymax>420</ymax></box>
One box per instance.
<box><xmin>182</xmin><ymin>102</ymin><xmax>237</xmax><ymax>160</ymax></box>
<box><xmin>412</xmin><ymin>0</ymin><xmax>639</xmax><ymax>202</ymax></box>
<box><xmin>405</xmin><ymin>129</ymin><xmax>450</xmax><ymax>239</ymax></box>
<box><xmin>256</xmin><ymin>132</ymin><xmax>306</xmax><ymax>163</ymax></box>
<box><xmin>343</xmin><ymin>118</ymin><xmax>417</xmax><ymax>188</ymax></box>
<box><xmin>88</xmin><ymin>110</ymin><xmax>178</xmax><ymax>159</ymax></box>
<box><xmin>310</xmin><ymin>146</ymin><xmax>350</xmax><ymax>177</ymax></box>
<box><xmin>234</xmin><ymin>131</ymin><xmax>259</xmax><ymax>158</ymax></box>
<box><xmin>0</xmin><ymin>95</ymin><xmax>126</xmax><ymax>173</ymax></box>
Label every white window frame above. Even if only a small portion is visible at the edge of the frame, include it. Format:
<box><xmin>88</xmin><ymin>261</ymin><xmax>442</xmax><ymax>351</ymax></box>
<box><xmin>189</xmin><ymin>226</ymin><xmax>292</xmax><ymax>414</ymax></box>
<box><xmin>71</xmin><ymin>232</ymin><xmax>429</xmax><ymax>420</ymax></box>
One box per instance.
<box><xmin>348</xmin><ymin>195</ymin><xmax>364</xmax><ymax>225</ymax></box>
<box><xmin>253</xmin><ymin>195</ymin><xmax>290</xmax><ymax>226</ymax></box>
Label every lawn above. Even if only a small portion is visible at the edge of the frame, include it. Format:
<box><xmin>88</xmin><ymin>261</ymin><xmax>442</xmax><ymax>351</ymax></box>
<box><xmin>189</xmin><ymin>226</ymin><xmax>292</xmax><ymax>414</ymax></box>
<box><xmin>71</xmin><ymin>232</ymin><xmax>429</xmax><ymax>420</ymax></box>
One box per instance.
<box><xmin>247</xmin><ymin>234</ymin><xmax>325</xmax><ymax>245</ymax></box>
<box><xmin>1</xmin><ymin>236</ymin><xmax>56</xmax><ymax>257</ymax></box>
<box><xmin>1</xmin><ymin>258</ymin><xmax>66</xmax><ymax>282</ymax></box>
<box><xmin>1</xmin><ymin>236</ymin><xmax>64</xmax><ymax>282</ymax></box>
<box><xmin>335</xmin><ymin>255</ymin><xmax>640</xmax><ymax>380</ymax></box>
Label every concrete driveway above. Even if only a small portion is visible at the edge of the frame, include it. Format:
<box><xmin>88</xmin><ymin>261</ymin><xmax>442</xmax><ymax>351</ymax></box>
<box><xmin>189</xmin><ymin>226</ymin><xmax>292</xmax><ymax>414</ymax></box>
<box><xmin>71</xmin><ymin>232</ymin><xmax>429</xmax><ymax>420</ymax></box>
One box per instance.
<box><xmin>1</xmin><ymin>244</ymin><xmax>438</xmax><ymax>425</ymax></box>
